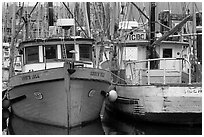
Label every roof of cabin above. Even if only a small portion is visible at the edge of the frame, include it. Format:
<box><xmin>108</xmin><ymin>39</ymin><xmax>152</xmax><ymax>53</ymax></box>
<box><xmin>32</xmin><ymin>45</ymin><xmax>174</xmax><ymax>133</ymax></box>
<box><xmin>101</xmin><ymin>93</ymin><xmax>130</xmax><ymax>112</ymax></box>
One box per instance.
<box><xmin>19</xmin><ymin>37</ymin><xmax>95</xmax><ymax>48</ymax></box>
<box><xmin>120</xmin><ymin>40</ymin><xmax>189</xmax><ymax>47</ymax></box>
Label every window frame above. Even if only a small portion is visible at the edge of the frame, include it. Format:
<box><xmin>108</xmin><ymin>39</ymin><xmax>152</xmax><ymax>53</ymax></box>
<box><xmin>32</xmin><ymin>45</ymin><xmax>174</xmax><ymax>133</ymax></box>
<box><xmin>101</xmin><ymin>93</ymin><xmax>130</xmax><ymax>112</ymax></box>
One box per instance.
<box><xmin>25</xmin><ymin>46</ymin><xmax>39</xmax><ymax>64</ymax></box>
<box><xmin>44</xmin><ymin>44</ymin><xmax>58</xmax><ymax>61</ymax></box>
<box><xmin>162</xmin><ymin>48</ymin><xmax>173</xmax><ymax>58</ymax></box>
<box><xmin>79</xmin><ymin>44</ymin><xmax>92</xmax><ymax>61</ymax></box>
<box><xmin>61</xmin><ymin>44</ymin><xmax>75</xmax><ymax>59</ymax></box>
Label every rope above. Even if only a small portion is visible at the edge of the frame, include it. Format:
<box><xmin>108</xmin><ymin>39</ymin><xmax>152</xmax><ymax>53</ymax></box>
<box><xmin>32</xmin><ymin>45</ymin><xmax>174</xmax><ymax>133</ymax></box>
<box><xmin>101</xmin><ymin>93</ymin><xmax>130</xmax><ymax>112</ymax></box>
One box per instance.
<box><xmin>110</xmin><ymin>71</ymin><xmax>129</xmax><ymax>84</ymax></box>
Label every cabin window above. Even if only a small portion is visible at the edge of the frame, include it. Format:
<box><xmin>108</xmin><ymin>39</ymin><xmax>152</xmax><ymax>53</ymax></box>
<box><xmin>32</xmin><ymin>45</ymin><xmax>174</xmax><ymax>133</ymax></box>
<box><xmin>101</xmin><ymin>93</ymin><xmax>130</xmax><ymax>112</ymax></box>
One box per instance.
<box><xmin>79</xmin><ymin>44</ymin><xmax>92</xmax><ymax>61</ymax></box>
<box><xmin>45</xmin><ymin>45</ymin><xmax>57</xmax><ymax>60</ymax></box>
<box><xmin>163</xmin><ymin>48</ymin><xmax>172</xmax><ymax>58</ymax></box>
<box><xmin>25</xmin><ymin>46</ymin><xmax>39</xmax><ymax>64</ymax></box>
<box><xmin>61</xmin><ymin>44</ymin><xmax>75</xmax><ymax>58</ymax></box>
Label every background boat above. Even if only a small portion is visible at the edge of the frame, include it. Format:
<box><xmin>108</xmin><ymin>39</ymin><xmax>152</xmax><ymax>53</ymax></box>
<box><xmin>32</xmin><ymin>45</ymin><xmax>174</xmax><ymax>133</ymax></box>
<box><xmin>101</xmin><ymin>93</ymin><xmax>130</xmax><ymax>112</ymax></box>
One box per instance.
<box><xmin>103</xmin><ymin>2</ymin><xmax>202</xmax><ymax>125</ymax></box>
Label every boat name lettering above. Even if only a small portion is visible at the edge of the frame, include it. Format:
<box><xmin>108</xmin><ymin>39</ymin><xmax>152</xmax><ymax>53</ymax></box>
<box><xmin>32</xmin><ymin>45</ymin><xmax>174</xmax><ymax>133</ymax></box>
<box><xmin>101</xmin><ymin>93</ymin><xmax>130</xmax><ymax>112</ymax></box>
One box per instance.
<box><xmin>90</xmin><ymin>71</ymin><xmax>105</xmax><ymax>77</ymax></box>
<box><xmin>185</xmin><ymin>89</ymin><xmax>202</xmax><ymax>94</ymax></box>
<box><xmin>22</xmin><ymin>74</ymin><xmax>40</xmax><ymax>80</ymax></box>
<box><xmin>126</xmin><ymin>33</ymin><xmax>146</xmax><ymax>41</ymax></box>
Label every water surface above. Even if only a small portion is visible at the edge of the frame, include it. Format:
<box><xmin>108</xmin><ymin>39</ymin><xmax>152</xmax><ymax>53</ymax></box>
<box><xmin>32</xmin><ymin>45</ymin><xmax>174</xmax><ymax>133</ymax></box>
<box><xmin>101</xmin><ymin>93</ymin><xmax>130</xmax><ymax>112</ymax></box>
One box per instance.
<box><xmin>2</xmin><ymin>108</ymin><xmax>201</xmax><ymax>135</ymax></box>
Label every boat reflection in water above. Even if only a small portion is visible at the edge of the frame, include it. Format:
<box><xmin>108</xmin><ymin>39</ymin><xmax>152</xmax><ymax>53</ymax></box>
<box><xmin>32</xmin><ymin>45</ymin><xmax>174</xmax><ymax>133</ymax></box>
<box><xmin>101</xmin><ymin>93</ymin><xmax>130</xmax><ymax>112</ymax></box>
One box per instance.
<box><xmin>102</xmin><ymin>108</ymin><xmax>202</xmax><ymax>135</ymax></box>
<box><xmin>8</xmin><ymin>114</ymin><xmax>105</xmax><ymax>135</ymax></box>
<box><xmin>5</xmin><ymin>110</ymin><xmax>202</xmax><ymax>135</ymax></box>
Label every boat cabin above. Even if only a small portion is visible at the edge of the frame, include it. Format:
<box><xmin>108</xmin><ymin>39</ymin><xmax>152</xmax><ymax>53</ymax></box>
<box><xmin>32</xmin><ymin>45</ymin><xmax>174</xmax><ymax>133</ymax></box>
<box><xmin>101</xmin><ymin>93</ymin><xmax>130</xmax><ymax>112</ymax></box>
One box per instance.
<box><xmin>117</xmin><ymin>30</ymin><xmax>191</xmax><ymax>85</ymax></box>
<box><xmin>18</xmin><ymin>38</ymin><xmax>94</xmax><ymax>72</ymax></box>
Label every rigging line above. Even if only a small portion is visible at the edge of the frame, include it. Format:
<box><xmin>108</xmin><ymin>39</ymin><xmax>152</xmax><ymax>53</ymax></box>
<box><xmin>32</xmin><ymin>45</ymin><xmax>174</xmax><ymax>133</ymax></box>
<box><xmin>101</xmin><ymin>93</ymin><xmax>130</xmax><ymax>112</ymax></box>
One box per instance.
<box><xmin>155</xmin><ymin>21</ymin><xmax>171</xmax><ymax>30</ymax></box>
<box><xmin>126</xmin><ymin>2</ymin><xmax>132</xmax><ymax>21</ymax></box>
<box><xmin>122</xmin><ymin>4</ymin><xmax>131</xmax><ymax>34</ymax></box>
<box><xmin>104</xmin><ymin>18</ymin><xmax>110</xmax><ymax>37</ymax></box>
<box><xmin>101</xmin><ymin>3</ymin><xmax>106</xmax><ymax>31</ymax></box>
<box><xmin>131</xmin><ymin>2</ymin><xmax>149</xmax><ymax>21</ymax></box>
<box><xmin>138</xmin><ymin>7</ymin><xmax>146</xmax><ymax>24</ymax></box>
<box><xmin>17</xmin><ymin>3</ymin><xmax>24</xmax><ymax>31</ymax></box>
<box><xmin>13</xmin><ymin>2</ymin><xmax>39</xmax><ymax>40</ymax></box>
<box><xmin>62</xmin><ymin>2</ymin><xmax>89</xmax><ymax>38</ymax></box>
<box><xmin>29</xmin><ymin>2</ymin><xmax>39</xmax><ymax>17</ymax></box>
<box><xmin>131</xmin><ymin>2</ymin><xmax>171</xmax><ymax>30</ymax></box>
<box><xmin>93</xmin><ymin>3</ymin><xmax>103</xmax><ymax>32</ymax></box>
<box><xmin>110</xmin><ymin>70</ymin><xmax>129</xmax><ymax>84</ymax></box>
<box><xmin>103</xmin><ymin>3</ymin><xmax>112</xmax><ymax>37</ymax></box>
<box><xmin>103</xmin><ymin>20</ymin><xmax>110</xmax><ymax>38</ymax></box>
<box><xmin>16</xmin><ymin>2</ymin><xmax>24</xmax><ymax>16</ymax></box>
<box><xmin>124</xmin><ymin>4</ymin><xmax>130</xmax><ymax>26</ymax></box>
<box><xmin>194</xmin><ymin>3</ymin><xmax>201</xmax><ymax>13</ymax></box>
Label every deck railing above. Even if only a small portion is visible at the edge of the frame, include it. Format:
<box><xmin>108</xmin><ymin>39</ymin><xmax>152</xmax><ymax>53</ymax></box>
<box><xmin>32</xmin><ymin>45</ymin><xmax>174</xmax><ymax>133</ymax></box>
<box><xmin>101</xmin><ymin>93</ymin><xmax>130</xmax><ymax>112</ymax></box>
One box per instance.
<box><xmin>126</xmin><ymin>58</ymin><xmax>191</xmax><ymax>85</ymax></box>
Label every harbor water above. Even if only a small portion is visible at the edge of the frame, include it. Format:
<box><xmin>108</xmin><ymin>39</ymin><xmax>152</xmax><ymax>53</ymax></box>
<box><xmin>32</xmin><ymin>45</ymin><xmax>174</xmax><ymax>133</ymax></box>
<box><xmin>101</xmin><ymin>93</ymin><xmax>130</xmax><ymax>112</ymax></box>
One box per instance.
<box><xmin>2</xmin><ymin>106</ymin><xmax>202</xmax><ymax>135</ymax></box>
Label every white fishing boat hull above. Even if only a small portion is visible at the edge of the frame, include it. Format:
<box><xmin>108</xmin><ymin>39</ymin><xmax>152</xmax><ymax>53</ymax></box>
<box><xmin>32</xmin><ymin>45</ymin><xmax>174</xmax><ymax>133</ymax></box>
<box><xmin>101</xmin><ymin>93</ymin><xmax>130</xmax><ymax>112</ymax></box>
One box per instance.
<box><xmin>106</xmin><ymin>84</ymin><xmax>202</xmax><ymax>125</ymax></box>
<box><xmin>8</xmin><ymin>63</ymin><xmax>111</xmax><ymax>128</ymax></box>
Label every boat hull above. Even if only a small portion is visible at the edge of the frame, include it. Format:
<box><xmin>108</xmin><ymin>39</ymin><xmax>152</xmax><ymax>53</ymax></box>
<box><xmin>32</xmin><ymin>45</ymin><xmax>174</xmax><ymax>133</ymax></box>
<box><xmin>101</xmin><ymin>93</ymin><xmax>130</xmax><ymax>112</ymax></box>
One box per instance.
<box><xmin>105</xmin><ymin>84</ymin><xmax>202</xmax><ymax>125</ymax></box>
<box><xmin>8</xmin><ymin>114</ymin><xmax>104</xmax><ymax>135</ymax></box>
<box><xmin>8</xmin><ymin>66</ymin><xmax>111</xmax><ymax>128</ymax></box>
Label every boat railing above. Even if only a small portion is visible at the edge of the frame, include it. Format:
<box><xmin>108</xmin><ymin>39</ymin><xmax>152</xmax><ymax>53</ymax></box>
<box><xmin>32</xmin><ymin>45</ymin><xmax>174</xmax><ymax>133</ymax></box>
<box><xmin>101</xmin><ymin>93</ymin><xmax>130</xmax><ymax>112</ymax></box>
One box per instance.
<box><xmin>126</xmin><ymin>58</ymin><xmax>191</xmax><ymax>85</ymax></box>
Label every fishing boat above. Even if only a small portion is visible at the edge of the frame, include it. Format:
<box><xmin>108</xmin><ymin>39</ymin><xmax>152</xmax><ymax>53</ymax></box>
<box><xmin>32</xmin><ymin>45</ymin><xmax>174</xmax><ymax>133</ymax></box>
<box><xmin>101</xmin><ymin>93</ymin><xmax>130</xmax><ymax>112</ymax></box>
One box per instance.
<box><xmin>5</xmin><ymin>2</ymin><xmax>112</xmax><ymax>128</ymax></box>
<box><xmin>104</xmin><ymin>2</ymin><xmax>202</xmax><ymax>125</ymax></box>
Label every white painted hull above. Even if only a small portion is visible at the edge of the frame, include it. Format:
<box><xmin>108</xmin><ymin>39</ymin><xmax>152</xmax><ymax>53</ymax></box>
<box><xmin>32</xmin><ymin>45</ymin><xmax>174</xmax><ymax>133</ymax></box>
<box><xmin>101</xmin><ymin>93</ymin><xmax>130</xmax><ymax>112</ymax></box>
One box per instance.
<box><xmin>8</xmin><ymin>65</ymin><xmax>111</xmax><ymax>128</ymax></box>
<box><xmin>106</xmin><ymin>84</ymin><xmax>202</xmax><ymax>125</ymax></box>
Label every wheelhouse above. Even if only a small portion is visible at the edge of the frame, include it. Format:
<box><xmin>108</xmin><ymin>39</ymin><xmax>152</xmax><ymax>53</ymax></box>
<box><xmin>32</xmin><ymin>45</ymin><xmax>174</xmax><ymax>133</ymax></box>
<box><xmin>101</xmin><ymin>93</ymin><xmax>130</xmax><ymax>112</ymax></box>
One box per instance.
<box><xmin>19</xmin><ymin>38</ymin><xmax>94</xmax><ymax>72</ymax></box>
<box><xmin>119</xmin><ymin>40</ymin><xmax>191</xmax><ymax>85</ymax></box>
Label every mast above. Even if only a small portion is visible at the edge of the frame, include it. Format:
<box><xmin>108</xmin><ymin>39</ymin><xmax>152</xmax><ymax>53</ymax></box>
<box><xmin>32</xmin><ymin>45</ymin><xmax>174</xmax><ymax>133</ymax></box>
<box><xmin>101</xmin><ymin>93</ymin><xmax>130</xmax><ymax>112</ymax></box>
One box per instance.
<box><xmin>84</xmin><ymin>2</ymin><xmax>91</xmax><ymax>37</ymax></box>
<box><xmin>110</xmin><ymin>2</ymin><xmax>116</xmax><ymax>40</ymax></box>
<box><xmin>9</xmin><ymin>2</ymin><xmax>17</xmax><ymax>78</ymax></box>
<box><xmin>48</xmin><ymin>2</ymin><xmax>54</xmax><ymax>26</ymax></box>
<box><xmin>37</xmin><ymin>3</ymin><xmax>41</xmax><ymax>38</ymax></box>
<box><xmin>42</xmin><ymin>3</ymin><xmax>47</xmax><ymax>38</ymax></box>
<box><xmin>192</xmin><ymin>2</ymin><xmax>197</xmax><ymax>62</ymax></box>
<box><xmin>62</xmin><ymin>2</ymin><xmax>88</xmax><ymax>38</ymax></box>
<box><xmin>3</xmin><ymin>3</ymin><xmax>9</xmax><ymax>42</ymax></box>
<box><xmin>23</xmin><ymin>10</ymin><xmax>28</xmax><ymax>40</ymax></box>
<box><xmin>191</xmin><ymin>2</ymin><xmax>199</xmax><ymax>82</ymax></box>
<box><xmin>149</xmin><ymin>2</ymin><xmax>156</xmax><ymax>59</ymax></box>
<box><xmin>147</xmin><ymin>2</ymin><xmax>159</xmax><ymax>69</ymax></box>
